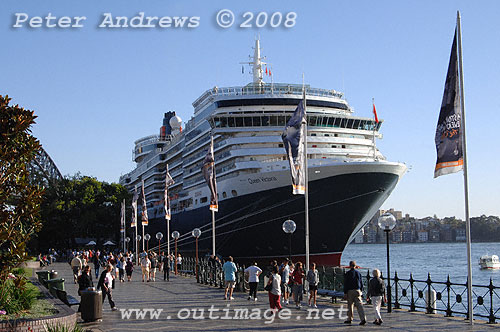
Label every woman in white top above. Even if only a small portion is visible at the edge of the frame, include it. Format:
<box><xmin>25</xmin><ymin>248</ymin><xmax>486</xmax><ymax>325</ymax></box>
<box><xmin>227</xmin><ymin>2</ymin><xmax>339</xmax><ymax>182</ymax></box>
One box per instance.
<box><xmin>244</xmin><ymin>262</ymin><xmax>262</xmax><ymax>301</ymax></box>
<box><xmin>267</xmin><ymin>265</ymin><xmax>282</xmax><ymax>312</ymax></box>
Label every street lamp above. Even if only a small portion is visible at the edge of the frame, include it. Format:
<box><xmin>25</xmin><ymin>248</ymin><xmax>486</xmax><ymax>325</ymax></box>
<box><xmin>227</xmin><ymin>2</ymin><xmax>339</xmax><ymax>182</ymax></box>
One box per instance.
<box><xmin>125</xmin><ymin>237</ymin><xmax>130</xmax><ymax>252</ymax></box>
<box><xmin>156</xmin><ymin>232</ymin><xmax>163</xmax><ymax>256</ymax></box>
<box><xmin>192</xmin><ymin>228</ymin><xmax>202</xmax><ymax>280</ymax></box>
<box><xmin>378</xmin><ymin>212</ymin><xmax>397</xmax><ymax>313</ymax></box>
<box><xmin>145</xmin><ymin>233</ymin><xmax>151</xmax><ymax>252</ymax></box>
<box><xmin>172</xmin><ymin>231</ymin><xmax>180</xmax><ymax>275</ymax></box>
<box><xmin>282</xmin><ymin>219</ymin><xmax>296</xmax><ymax>260</ymax></box>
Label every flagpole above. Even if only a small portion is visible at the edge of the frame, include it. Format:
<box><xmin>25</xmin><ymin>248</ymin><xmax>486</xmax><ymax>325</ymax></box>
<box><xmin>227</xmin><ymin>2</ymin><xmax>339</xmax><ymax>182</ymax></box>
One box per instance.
<box><xmin>457</xmin><ymin>11</ymin><xmax>473</xmax><ymax>325</ymax></box>
<box><xmin>133</xmin><ymin>185</ymin><xmax>138</xmax><ymax>265</ymax></box>
<box><xmin>211</xmin><ymin>136</ymin><xmax>216</xmax><ymax>257</ymax></box>
<box><xmin>122</xmin><ymin>199</ymin><xmax>126</xmax><ymax>254</ymax></box>
<box><xmin>372</xmin><ymin>98</ymin><xmax>377</xmax><ymax>159</ymax></box>
<box><xmin>302</xmin><ymin>74</ymin><xmax>310</xmax><ymax>275</ymax></box>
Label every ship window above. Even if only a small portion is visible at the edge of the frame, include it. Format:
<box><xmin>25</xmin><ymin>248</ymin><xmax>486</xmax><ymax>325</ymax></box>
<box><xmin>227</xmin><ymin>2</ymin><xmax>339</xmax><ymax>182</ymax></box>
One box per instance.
<box><xmin>236</xmin><ymin>117</ymin><xmax>243</xmax><ymax>127</ymax></box>
<box><xmin>270</xmin><ymin>116</ymin><xmax>277</xmax><ymax>126</ymax></box>
<box><xmin>277</xmin><ymin>116</ymin><xmax>286</xmax><ymax>126</ymax></box>
<box><xmin>311</xmin><ymin>133</ymin><xmax>316</xmax><ymax>136</ymax></box>
<box><xmin>214</xmin><ymin>117</ymin><xmax>222</xmax><ymax>128</ymax></box>
<box><xmin>322</xmin><ymin>117</ymin><xmax>329</xmax><ymax>126</ymax></box>
<box><xmin>332</xmin><ymin>145</ymin><xmax>337</xmax><ymax>148</ymax></box>
<box><xmin>222</xmin><ymin>192</ymin><xmax>227</xmax><ymax>198</ymax></box>
<box><xmin>333</xmin><ymin>118</ymin><xmax>340</xmax><ymax>128</ymax></box>
<box><xmin>308</xmin><ymin>116</ymin><xmax>317</xmax><ymax>126</ymax></box>
<box><xmin>195</xmin><ymin>199</ymin><xmax>198</xmax><ymax>205</ymax></box>
<box><xmin>262</xmin><ymin>116</ymin><xmax>269</xmax><ymax>126</ymax></box>
<box><xmin>347</xmin><ymin>119</ymin><xmax>353</xmax><ymax>128</ymax></box>
<box><xmin>220</xmin><ymin>117</ymin><xmax>228</xmax><ymax>127</ymax></box>
<box><xmin>228</xmin><ymin>117</ymin><xmax>235</xmax><ymax>127</ymax></box>
<box><xmin>278</xmin><ymin>143</ymin><xmax>283</xmax><ymax>148</ymax></box>
<box><xmin>342</xmin><ymin>145</ymin><xmax>346</xmax><ymax>148</ymax></box>
<box><xmin>231</xmin><ymin>190</ymin><xmax>238</xmax><ymax>197</ymax></box>
<box><xmin>200</xmin><ymin>197</ymin><xmax>208</xmax><ymax>203</ymax></box>
<box><xmin>244</xmin><ymin>117</ymin><xmax>252</xmax><ymax>127</ymax></box>
<box><xmin>253</xmin><ymin>116</ymin><xmax>261</xmax><ymax>126</ymax></box>
<box><xmin>327</xmin><ymin>117</ymin><xmax>335</xmax><ymax>126</ymax></box>
<box><xmin>353</xmin><ymin>119</ymin><xmax>360</xmax><ymax>129</ymax></box>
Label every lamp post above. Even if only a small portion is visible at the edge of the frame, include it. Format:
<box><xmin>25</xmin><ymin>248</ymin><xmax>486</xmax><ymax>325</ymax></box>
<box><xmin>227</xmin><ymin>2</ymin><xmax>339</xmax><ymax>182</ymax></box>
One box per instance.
<box><xmin>378</xmin><ymin>212</ymin><xmax>397</xmax><ymax>313</ymax></box>
<box><xmin>282</xmin><ymin>219</ymin><xmax>296</xmax><ymax>260</ymax></box>
<box><xmin>192</xmin><ymin>228</ymin><xmax>202</xmax><ymax>280</ymax></box>
<box><xmin>136</xmin><ymin>235</ymin><xmax>142</xmax><ymax>265</ymax></box>
<box><xmin>125</xmin><ymin>237</ymin><xmax>130</xmax><ymax>252</ymax></box>
<box><xmin>172</xmin><ymin>231</ymin><xmax>180</xmax><ymax>275</ymax></box>
<box><xmin>156</xmin><ymin>232</ymin><xmax>163</xmax><ymax>256</ymax></box>
<box><xmin>145</xmin><ymin>233</ymin><xmax>151</xmax><ymax>252</ymax></box>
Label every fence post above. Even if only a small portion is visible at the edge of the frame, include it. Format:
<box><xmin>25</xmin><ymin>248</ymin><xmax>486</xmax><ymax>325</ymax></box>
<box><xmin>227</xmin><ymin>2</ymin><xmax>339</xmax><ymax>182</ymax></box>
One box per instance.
<box><xmin>446</xmin><ymin>275</ymin><xmax>452</xmax><ymax>317</ymax></box>
<box><xmin>426</xmin><ymin>273</ymin><xmax>432</xmax><ymax>314</ymax></box>
<box><xmin>394</xmin><ymin>271</ymin><xmax>399</xmax><ymax>309</ymax></box>
<box><xmin>489</xmin><ymin>278</ymin><xmax>496</xmax><ymax>324</ymax></box>
<box><xmin>409</xmin><ymin>273</ymin><xmax>415</xmax><ymax>312</ymax></box>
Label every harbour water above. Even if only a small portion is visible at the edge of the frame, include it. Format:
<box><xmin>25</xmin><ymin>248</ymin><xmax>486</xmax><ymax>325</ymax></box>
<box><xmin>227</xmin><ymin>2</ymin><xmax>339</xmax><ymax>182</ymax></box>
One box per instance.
<box><xmin>341</xmin><ymin>242</ymin><xmax>500</xmax><ymax>286</ymax></box>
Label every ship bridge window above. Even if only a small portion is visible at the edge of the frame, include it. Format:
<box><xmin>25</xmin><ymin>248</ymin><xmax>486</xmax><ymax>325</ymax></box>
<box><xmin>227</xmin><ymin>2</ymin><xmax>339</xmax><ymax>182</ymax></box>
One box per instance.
<box><xmin>235</xmin><ymin>117</ymin><xmax>243</xmax><ymax>127</ymax></box>
<box><xmin>353</xmin><ymin>119</ymin><xmax>360</xmax><ymax>129</ymax></box>
<box><xmin>200</xmin><ymin>197</ymin><xmax>207</xmax><ymax>203</ymax></box>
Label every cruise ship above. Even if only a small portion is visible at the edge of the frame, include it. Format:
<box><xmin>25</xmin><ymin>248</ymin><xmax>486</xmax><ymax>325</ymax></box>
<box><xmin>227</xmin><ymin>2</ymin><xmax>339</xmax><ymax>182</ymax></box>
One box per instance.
<box><xmin>119</xmin><ymin>39</ymin><xmax>406</xmax><ymax>266</ymax></box>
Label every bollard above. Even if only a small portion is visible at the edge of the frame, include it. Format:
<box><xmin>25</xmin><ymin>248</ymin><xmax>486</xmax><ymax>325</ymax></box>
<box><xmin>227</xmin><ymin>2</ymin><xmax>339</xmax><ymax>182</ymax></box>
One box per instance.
<box><xmin>425</xmin><ymin>289</ymin><xmax>437</xmax><ymax>314</ymax></box>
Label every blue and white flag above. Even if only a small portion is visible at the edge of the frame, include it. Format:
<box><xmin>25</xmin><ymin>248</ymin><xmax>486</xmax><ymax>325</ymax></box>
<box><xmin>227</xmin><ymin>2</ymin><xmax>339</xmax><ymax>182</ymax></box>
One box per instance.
<box><xmin>164</xmin><ymin>165</ymin><xmax>175</xmax><ymax>220</ymax></box>
<box><xmin>282</xmin><ymin>100</ymin><xmax>306</xmax><ymax>195</ymax></box>
<box><xmin>202</xmin><ymin>137</ymin><xmax>218</xmax><ymax>211</ymax></box>
<box><xmin>435</xmin><ymin>30</ymin><xmax>463</xmax><ymax>178</ymax></box>
<box><xmin>141</xmin><ymin>179</ymin><xmax>148</xmax><ymax>225</ymax></box>
<box><xmin>131</xmin><ymin>186</ymin><xmax>138</xmax><ymax>228</ymax></box>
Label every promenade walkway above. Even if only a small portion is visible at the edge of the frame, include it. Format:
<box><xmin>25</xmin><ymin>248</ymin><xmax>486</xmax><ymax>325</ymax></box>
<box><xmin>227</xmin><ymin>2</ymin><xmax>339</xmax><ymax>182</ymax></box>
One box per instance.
<box><xmin>48</xmin><ymin>263</ymin><xmax>498</xmax><ymax>331</ymax></box>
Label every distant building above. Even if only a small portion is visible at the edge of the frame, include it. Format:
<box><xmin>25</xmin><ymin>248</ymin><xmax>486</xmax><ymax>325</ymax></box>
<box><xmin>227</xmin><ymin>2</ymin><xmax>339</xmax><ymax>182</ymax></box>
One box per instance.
<box><xmin>455</xmin><ymin>228</ymin><xmax>466</xmax><ymax>242</ymax></box>
<box><xmin>418</xmin><ymin>230</ymin><xmax>428</xmax><ymax>242</ymax></box>
<box><xmin>354</xmin><ymin>229</ymin><xmax>364</xmax><ymax>243</ymax></box>
<box><xmin>382</xmin><ymin>208</ymin><xmax>403</xmax><ymax>220</ymax></box>
<box><xmin>366</xmin><ymin>228</ymin><xmax>378</xmax><ymax>243</ymax></box>
<box><xmin>429</xmin><ymin>229</ymin><xmax>440</xmax><ymax>242</ymax></box>
<box><xmin>391</xmin><ymin>230</ymin><xmax>403</xmax><ymax>243</ymax></box>
<box><xmin>441</xmin><ymin>228</ymin><xmax>453</xmax><ymax>242</ymax></box>
<box><xmin>402</xmin><ymin>231</ymin><xmax>413</xmax><ymax>243</ymax></box>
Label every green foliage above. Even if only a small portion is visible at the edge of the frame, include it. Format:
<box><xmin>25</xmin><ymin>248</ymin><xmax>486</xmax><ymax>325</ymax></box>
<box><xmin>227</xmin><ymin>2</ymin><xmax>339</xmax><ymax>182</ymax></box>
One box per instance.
<box><xmin>36</xmin><ymin>174</ymin><xmax>131</xmax><ymax>250</ymax></box>
<box><xmin>0</xmin><ymin>275</ymin><xmax>39</xmax><ymax>315</ymax></box>
<box><xmin>471</xmin><ymin>215</ymin><xmax>500</xmax><ymax>242</ymax></box>
<box><xmin>0</xmin><ymin>95</ymin><xmax>44</xmax><ymax>279</ymax></box>
<box><xmin>45</xmin><ymin>323</ymin><xmax>86</xmax><ymax>332</ymax></box>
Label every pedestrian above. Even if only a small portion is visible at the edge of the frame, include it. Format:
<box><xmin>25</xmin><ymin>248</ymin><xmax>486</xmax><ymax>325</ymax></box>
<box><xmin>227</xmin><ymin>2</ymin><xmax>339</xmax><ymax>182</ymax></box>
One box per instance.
<box><xmin>125</xmin><ymin>257</ymin><xmax>134</xmax><ymax>282</ymax></box>
<box><xmin>77</xmin><ymin>265</ymin><xmax>93</xmax><ymax>296</ymax></box>
<box><xmin>140</xmin><ymin>254</ymin><xmax>151</xmax><ymax>282</ymax></box>
<box><xmin>93</xmin><ymin>250</ymin><xmax>101</xmax><ymax>279</ymax></box>
<box><xmin>150</xmin><ymin>253</ymin><xmax>158</xmax><ymax>282</ymax></box>
<box><xmin>267</xmin><ymin>265</ymin><xmax>282</xmax><ymax>312</ymax></box>
<box><xmin>117</xmin><ymin>256</ymin><xmax>125</xmax><ymax>282</ymax></box>
<box><xmin>176</xmin><ymin>253</ymin><xmax>182</xmax><ymax>275</ymax></box>
<box><xmin>244</xmin><ymin>262</ymin><xmax>262</xmax><ymax>301</ymax></box>
<box><xmin>163</xmin><ymin>253</ymin><xmax>170</xmax><ymax>281</ymax></box>
<box><xmin>307</xmin><ymin>262</ymin><xmax>319</xmax><ymax>308</ymax></box>
<box><xmin>343</xmin><ymin>260</ymin><xmax>366</xmax><ymax>325</ymax></box>
<box><xmin>291</xmin><ymin>261</ymin><xmax>305</xmax><ymax>309</ymax></box>
<box><xmin>222</xmin><ymin>256</ymin><xmax>237</xmax><ymax>300</ymax></box>
<box><xmin>367</xmin><ymin>268</ymin><xmax>386</xmax><ymax>325</ymax></box>
<box><xmin>280</xmin><ymin>259</ymin><xmax>291</xmax><ymax>305</ymax></box>
<box><xmin>70</xmin><ymin>254</ymin><xmax>83</xmax><ymax>284</ymax></box>
<box><xmin>97</xmin><ymin>264</ymin><xmax>117</xmax><ymax>311</ymax></box>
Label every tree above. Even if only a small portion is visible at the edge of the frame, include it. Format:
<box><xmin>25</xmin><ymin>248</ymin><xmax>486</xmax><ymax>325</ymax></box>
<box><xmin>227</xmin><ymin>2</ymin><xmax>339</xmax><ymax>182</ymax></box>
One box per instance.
<box><xmin>0</xmin><ymin>95</ymin><xmax>44</xmax><ymax>278</ymax></box>
<box><xmin>34</xmin><ymin>174</ymin><xmax>130</xmax><ymax>251</ymax></box>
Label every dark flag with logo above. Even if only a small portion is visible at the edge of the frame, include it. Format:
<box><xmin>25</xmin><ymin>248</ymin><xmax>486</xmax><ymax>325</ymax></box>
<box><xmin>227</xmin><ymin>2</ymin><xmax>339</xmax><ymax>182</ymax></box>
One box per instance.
<box><xmin>202</xmin><ymin>138</ymin><xmax>218</xmax><ymax>211</ymax></box>
<box><xmin>131</xmin><ymin>186</ymin><xmax>138</xmax><ymax>228</ymax></box>
<box><xmin>140</xmin><ymin>179</ymin><xmax>148</xmax><ymax>225</ymax></box>
<box><xmin>435</xmin><ymin>30</ymin><xmax>463</xmax><ymax>178</ymax></box>
<box><xmin>282</xmin><ymin>100</ymin><xmax>306</xmax><ymax>195</ymax></box>
<box><xmin>164</xmin><ymin>165</ymin><xmax>175</xmax><ymax>220</ymax></box>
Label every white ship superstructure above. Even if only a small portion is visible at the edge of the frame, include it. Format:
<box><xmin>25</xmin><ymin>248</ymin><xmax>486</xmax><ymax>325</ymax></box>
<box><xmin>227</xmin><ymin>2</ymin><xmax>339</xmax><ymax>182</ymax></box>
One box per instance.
<box><xmin>120</xmin><ymin>39</ymin><xmax>406</xmax><ymax>265</ymax></box>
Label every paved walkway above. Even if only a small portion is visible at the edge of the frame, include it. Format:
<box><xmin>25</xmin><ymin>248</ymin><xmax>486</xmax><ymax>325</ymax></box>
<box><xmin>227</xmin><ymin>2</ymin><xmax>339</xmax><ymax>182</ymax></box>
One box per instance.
<box><xmin>46</xmin><ymin>263</ymin><xmax>498</xmax><ymax>331</ymax></box>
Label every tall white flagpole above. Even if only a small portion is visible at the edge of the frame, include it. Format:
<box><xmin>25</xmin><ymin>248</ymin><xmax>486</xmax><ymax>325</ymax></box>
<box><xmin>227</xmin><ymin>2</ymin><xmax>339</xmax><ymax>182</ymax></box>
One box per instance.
<box><xmin>211</xmin><ymin>136</ymin><xmax>216</xmax><ymax>257</ymax></box>
<box><xmin>302</xmin><ymin>74</ymin><xmax>310</xmax><ymax>274</ymax></box>
<box><xmin>122</xmin><ymin>199</ymin><xmax>126</xmax><ymax>254</ymax></box>
<box><xmin>457</xmin><ymin>11</ymin><xmax>473</xmax><ymax>325</ymax></box>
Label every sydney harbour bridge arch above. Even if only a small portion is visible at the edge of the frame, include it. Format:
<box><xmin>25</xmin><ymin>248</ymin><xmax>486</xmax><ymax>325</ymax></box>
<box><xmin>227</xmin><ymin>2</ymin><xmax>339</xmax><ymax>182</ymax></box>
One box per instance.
<box><xmin>30</xmin><ymin>147</ymin><xmax>63</xmax><ymax>186</ymax></box>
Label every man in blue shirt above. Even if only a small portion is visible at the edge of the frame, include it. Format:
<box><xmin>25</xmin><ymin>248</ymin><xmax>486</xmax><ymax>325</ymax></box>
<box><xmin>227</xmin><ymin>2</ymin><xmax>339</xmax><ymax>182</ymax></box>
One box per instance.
<box><xmin>343</xmin><ymin>260</ymin><xmax>366</xmax><ymax>325</ymax></box>
<box><xmin>222</xmin><ymin>256</ymin><xmax>237</xmax><ymax>300</ymax></box>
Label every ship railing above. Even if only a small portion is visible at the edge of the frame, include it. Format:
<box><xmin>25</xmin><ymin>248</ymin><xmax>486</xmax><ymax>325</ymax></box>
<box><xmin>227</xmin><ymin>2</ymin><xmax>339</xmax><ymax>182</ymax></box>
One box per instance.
<box><xmin>317</xmin><ymin>265</ymin><xmax>500</xmax><ymax>324</ymax></box>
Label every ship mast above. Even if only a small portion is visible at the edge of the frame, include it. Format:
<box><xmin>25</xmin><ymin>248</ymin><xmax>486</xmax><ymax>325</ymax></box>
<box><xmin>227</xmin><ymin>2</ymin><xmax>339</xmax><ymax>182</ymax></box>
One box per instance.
<box><xmin>241</xmin><ymin>37</ymin><xmax>267</xmax><ymax>86</ymax></box>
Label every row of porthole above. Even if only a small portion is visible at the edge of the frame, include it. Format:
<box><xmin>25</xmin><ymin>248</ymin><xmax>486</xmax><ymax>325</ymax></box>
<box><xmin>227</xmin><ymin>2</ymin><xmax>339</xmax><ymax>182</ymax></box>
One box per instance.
<box><xmin>194</xmin><ymin>190</ymin><xmax>239</xmax><ymax>205</ymax></box>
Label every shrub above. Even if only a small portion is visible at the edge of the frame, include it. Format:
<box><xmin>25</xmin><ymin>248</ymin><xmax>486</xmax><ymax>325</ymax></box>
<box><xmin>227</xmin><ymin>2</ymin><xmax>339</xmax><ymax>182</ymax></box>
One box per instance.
<box><xmin>0</xmin><ymin>275</ymin><xmax>39</xmax><ymax>315</ymax></box>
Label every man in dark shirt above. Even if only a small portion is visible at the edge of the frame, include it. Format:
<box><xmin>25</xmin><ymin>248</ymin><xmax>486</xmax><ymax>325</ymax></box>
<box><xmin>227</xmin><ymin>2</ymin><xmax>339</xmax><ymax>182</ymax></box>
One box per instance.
<box><xmin>343</xmin><ymin>260</ymin><xmax>366</xmax><ymax>325</ymax></box>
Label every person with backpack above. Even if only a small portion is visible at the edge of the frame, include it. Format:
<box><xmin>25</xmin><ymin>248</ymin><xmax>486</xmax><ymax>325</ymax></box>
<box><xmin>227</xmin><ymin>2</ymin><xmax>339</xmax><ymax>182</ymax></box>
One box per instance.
<box><xmin>125</xmin><ymin>257</ymin><xmax>134</xmax><ymax>282</ymax></box>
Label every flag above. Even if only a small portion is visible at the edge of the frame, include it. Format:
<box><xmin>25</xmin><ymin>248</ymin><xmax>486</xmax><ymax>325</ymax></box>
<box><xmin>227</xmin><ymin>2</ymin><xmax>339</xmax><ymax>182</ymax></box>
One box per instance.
<box><xmin>266</xmin><ymin>67</ymin><xmax>268</xmax><ymax>75</ymax></box>
<box><xmin>164</xmin><ymin>165</ymin><xmax>175</xmax><ymax>220</ymax></box>
<box><xmin>373</xmin><ymin>103</ymin><xmax>379</xmax><ymax>123</ymax></box>
<box><xmin>131</xmin><ymin>186</ymin><xmax>138</xmax><ymax>228</ymax></box>
<box><xmin>202</xmin><ymin>137</ymin><xmax>218</xmax><ymax>211</ymax></box>
<box><xmin>282</xmin><ymin>100</ymin><xmax>306</xmax><ymax>195</ymax></box>
<box><xmin>120</xmin><ymin>200</ymin><xmax>125</xmax><ymax>233</ymax></box>
<box><xmin>434</xmin><ymin>30</ymin><xmax>463</xmax><ymax>178</ymax></box>
<box><xmin>269</xmin><ymin>69</ymin><xmax>272</xmax><ymax>76</ymax></box>
<box><xmin>141</xmin><ymin>179</ymin><xmax>148</xmax><ymax>225</ymax></box>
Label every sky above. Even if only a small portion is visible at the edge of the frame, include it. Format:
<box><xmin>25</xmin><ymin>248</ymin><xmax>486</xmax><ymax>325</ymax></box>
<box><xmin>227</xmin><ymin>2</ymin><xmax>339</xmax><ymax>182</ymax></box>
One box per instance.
<box><xmin>1</xmin><ymin>0</ymin><xmax>499</xmax><ymax>219</ymax></box>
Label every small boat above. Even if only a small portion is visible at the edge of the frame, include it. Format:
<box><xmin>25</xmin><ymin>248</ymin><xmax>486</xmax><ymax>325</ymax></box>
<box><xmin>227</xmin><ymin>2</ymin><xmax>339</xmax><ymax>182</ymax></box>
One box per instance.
<box><xmin>479</xmin><ymin>255</ymin><xmax>500</xmax><ymax>269</ymax></box>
